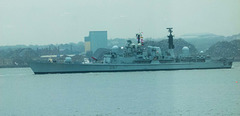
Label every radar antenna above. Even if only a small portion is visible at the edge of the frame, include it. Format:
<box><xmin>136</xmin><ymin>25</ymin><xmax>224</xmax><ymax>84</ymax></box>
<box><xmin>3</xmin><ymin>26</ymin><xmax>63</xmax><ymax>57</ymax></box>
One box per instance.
<box><xmin>136</xmin><ymin>32</ymin><xmax>143</xmax><ymax>45</ymax></box>
<box><xmin>167</xmin><ymin>28</ymin><xmax>174</xmax><ymax>49</ymax></box>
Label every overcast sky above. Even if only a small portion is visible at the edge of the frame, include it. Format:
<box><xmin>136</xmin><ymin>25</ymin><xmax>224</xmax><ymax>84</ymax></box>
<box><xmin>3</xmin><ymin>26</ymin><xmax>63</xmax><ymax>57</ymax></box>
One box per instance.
<box><xmin>0</xmin><ymin>0</ymin><xmax>240</xmax><ymax>45</ymax></box>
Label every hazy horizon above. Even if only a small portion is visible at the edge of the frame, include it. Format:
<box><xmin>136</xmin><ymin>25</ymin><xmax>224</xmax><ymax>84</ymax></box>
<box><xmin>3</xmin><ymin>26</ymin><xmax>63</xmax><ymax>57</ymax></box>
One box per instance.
<box><xmin>1</xmin><ymin>0</ymin><xmax>240</xmax><ymax>46</ymax></box>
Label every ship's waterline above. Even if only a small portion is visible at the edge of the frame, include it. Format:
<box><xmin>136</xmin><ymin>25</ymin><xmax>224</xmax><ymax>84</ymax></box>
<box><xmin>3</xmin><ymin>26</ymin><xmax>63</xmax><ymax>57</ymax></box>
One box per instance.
<box><xmin>29</xmin><ymin>61</ymin><xmax>232</xmax><ymax>74</ymax></box>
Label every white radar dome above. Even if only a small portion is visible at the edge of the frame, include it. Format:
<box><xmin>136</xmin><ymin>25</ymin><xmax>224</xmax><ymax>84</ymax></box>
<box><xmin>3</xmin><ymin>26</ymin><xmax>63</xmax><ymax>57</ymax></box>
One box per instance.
<box><xmin>112</xmin><ymin>45</ymin><xmax>119</xmax><ymax>53</ymax></box>
<box><xmin>182</xmin><ymin>46</ymin><xmax>189</xmax><ymax>51</ymax></box>
<box><xmin>182</xmin><ymin>46</ymin><xmax>190</xmax><ymax>57</ymax></box>
<box><xmin>112</xmin><ymin>45</ymin><xmax>119</xmax><ymax>49</ymax></box>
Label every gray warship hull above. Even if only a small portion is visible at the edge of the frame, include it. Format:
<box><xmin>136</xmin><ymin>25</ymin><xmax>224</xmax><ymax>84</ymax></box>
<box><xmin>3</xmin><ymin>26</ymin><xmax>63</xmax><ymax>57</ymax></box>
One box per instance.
<box><xmin>29</xmin><ymin>61</ymin><xmax>232</xmax><ymax>74</ymax></box>
<box><xmin>29</xmin><ymin>28</ymin><xmax>233</xmax><ymax>74</ymax></box>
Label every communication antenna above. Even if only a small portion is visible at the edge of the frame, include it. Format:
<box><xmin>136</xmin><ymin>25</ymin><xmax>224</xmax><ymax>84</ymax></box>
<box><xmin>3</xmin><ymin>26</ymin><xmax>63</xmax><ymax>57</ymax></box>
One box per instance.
<box><xmin>167</xmin><ymin>28</ymin><xmax>174</xmax><ymax>49</ymax></box>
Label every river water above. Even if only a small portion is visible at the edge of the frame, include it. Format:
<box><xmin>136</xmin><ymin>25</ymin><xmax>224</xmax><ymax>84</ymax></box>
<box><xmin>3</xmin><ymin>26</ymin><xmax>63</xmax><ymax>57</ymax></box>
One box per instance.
<box><xmin>0</xmin><ymin>63</ymin><xmax>240</xmax><ymax>116</ymax></box>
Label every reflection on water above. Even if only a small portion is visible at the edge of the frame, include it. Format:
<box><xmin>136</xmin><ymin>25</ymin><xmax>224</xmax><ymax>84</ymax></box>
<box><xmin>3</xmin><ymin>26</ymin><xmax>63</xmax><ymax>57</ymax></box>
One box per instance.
<box><xmin>0</xmin><ymin>63</ymin><xmax>240</xmax><ymax>116</ymax></box>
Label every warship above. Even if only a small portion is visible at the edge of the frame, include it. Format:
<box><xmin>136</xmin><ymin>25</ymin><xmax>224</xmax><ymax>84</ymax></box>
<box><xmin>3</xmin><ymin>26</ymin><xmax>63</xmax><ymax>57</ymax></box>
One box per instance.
<box><xmin>29</xmin><ymin>28</ymin><xmax>233</xmax><ymax>74</ymax></box>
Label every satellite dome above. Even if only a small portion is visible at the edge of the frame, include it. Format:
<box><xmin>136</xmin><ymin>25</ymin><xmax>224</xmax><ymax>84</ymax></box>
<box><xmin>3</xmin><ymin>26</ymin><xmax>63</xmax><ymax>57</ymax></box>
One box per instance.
<box><xmin>111</xmin><ymin>45</ymin><xmax>119</xmax><ymax>53</ymax></box>
<box><xmin>182</xmin><ymin>46</ymin><xmax>190</xmax><ymax>57</ymax></box>
<box><xmin>112</xmin><ymin>45</ymin><xmax>119</xmax><ymax>49</ymax></box>
<box><xmin>182</xmin><ymin>46</ymin><xmax>189</xmax><ymax>51</ymax></box>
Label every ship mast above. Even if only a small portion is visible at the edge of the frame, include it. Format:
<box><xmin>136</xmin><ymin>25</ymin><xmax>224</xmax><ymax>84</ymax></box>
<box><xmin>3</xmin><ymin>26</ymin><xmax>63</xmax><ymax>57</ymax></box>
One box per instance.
<box><xmin>136</xmin><ymin>32</ymin><xmax>143</xmax><ymax>46</ymax></box>
<box><xmin>167</xmin><ymin>28</ymin><xmax>174</xmax><ymax>49</ymax></box>
<box><xmin>167</xmin><ymin>28</ymin><xmax>175</xmax><ymax>58</ymax></box>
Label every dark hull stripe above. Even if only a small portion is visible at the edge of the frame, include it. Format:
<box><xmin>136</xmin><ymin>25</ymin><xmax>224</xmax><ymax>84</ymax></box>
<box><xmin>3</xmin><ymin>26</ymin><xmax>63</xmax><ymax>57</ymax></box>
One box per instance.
<box><xmin>34</xmin><ymin>67</ymin><xmax>232</xmax><ymax>74</ymax></box>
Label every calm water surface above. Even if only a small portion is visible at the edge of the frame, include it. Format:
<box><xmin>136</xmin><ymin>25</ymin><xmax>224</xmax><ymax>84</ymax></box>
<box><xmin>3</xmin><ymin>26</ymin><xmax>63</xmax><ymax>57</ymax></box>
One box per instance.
<box><xmin>0</xmin><ymin>63</ymin><xmax>240</xmax><ymax>116</ymax></box>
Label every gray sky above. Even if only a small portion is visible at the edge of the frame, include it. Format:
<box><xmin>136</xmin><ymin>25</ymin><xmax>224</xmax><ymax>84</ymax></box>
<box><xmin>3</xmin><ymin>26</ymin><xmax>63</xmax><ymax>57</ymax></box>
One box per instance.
<box><xmin>0</xmin><ymin>0</ymin><xmax>240</xmax><ymax>45</ymax></box>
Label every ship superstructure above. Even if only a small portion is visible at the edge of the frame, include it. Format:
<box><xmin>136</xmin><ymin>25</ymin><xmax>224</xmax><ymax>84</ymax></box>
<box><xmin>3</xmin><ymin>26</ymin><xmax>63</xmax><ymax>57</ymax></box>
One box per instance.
<box><xmin>29</xmin><ymin>28</ymin><xmax>233</xmax><ymax>74</ymax></box>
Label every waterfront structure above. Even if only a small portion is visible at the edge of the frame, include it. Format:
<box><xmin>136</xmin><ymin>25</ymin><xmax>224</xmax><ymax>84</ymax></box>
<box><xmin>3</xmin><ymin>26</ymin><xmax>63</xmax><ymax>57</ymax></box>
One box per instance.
<box><xmin>84</xmin><ymin>31</ymin><xmax>107</xmax><ymax>53</ymax></box>
<box><xmin>84</xmin><ymin>36</ymin><xmax>91</xmax><ymax>52</ymax></box>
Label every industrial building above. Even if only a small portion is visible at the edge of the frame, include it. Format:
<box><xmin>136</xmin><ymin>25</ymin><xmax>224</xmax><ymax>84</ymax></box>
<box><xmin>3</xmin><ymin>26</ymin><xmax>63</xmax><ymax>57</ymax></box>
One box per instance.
<box><xmin>84</xmin><ymin>36</ymin><xmax>91</xmax><ymax>52</ymax></box>
<box><xmin>84</xmin><ymin>31</ymin><xmax>107</xmax><ymax>53</ymax></box>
